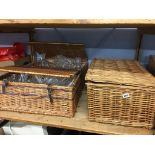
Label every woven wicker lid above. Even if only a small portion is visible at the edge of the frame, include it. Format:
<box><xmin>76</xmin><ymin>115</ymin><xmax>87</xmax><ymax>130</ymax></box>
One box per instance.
<box><xmin>86</xmin><ymin>59</ymin><xmax>155</xmax><ymax>87</ymax></box>
<box><xmin>29</xmin><ymin>42</ymin><xmax>87</xmax><ymax>60</ymax></box>
<box><xmin>0</xmin><ymin>66</ymin><xmax>78</xmax><ymax>78</ymax></box>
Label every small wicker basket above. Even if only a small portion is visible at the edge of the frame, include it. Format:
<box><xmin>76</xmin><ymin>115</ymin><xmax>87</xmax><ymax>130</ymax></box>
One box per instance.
<box><xmin>86</xmin><ymin>59</ymin><xmax>155</xmax><ymax>129</ymax></box>
<box><xmin>0</xmin><ymin>42</ymin><xmax>88</xmax><ymax>117</ymax></box>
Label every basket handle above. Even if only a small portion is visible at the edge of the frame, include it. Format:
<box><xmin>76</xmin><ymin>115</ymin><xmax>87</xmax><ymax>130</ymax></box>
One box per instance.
<box><xmin>1</xmin><ymin>79</ymin><xmax>53</xmax><ymax>104</ymax></box>
<box><xmin>23</xmin><ymin>87</ymin><xmax>53</xmax><ymax>104</ymax></box>
<box><xmin>2</xmin><ymin>79</ymin><xmax>8</xmax><ymax>94</ymax></box>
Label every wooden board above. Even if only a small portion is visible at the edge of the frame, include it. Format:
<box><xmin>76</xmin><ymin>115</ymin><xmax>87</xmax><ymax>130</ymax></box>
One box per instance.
<box><xmin>0</xmin><ymin>91</ymin><xmax>154</xmax><ymax>135</ymax></box>
<box><xmin>0</xmin><ymin>19</ymin><xmax>155</xmax><ymax>28</ymax></box>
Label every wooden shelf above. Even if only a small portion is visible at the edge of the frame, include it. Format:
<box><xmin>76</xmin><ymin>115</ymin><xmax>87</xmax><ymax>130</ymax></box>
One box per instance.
<box><xmin>0</xmin><ymin>19</ymin><xmax>155</xmax><ymax>28</ymax></box>
<box><xmin>0</xmin><ymin>19</ymin><xmax>154</xmax><ymax>134</ymax></box>
<box><xmin>0</xmin><ymin>91</ymin><xmax>154</xmax><ymax>135</ymax></box>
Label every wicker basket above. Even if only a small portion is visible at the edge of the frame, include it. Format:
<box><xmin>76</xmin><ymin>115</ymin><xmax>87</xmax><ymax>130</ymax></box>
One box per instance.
<box><xmin>0</xmin><ymin>42</ymin><xmax>88</xmax><ymax>117</ymax></box>
<box><xmin>86</xmin><ymin>59</ymin><xmax>155</xmax><ymax>129</ymax></box>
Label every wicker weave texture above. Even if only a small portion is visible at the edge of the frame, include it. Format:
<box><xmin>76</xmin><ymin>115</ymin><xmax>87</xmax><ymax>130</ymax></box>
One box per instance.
<box><xmin>0</xmin><ymin>90</ymin><xmax>81</xmax><ymax>117</ymax></box>
<box><xmin>29</xmin><ymin>42</ymin><xmax>87</xmax><ymax>63</ymax></box>
<box><xmin>86</xmin><ymin>59</ymin><xmax>155</xmax><ymax>87</ymax></box>
<box><xmin>86</xmin><ymin>59</ymin><xmax>155</xmax><ymax>129</ymax></box>
<box><xmin>0</xmin><ymin>42</ymin><xmax>88</xmax><ymax>117</ymax></box>
<box><xmin>0</xmin><ymin>72</ymin><xmax>82</xmax><ymax>117</ymax></box>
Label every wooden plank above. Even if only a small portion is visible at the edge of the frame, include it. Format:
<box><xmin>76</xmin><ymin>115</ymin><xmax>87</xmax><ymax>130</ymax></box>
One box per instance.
<box><xmin>0</xmin><ymin>91</ymin><xmax>154</xmax><ymax>135</ymax></box>
<box><xmin>0</xmin><ymin>19</ymin><xmax>155</xmax><ymax>28</ymax></box>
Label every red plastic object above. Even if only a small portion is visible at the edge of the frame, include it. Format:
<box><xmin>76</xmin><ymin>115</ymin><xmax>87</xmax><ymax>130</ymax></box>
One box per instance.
<box><xmin>0</xmin><ymin>42</ymin><xmax>25</xmax><ymax>61</ymax></box>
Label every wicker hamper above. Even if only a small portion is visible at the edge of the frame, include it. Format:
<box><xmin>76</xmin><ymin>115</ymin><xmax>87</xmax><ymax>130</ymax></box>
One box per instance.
<box><xmin>0</xmin><ymin>42</ymin><xmax>88</xmax><ymax>117</ymax></box>
<box><xmin>86</xmin><ymin>59</ymin><xmax>155</xmax><ymax>129</ymax></box>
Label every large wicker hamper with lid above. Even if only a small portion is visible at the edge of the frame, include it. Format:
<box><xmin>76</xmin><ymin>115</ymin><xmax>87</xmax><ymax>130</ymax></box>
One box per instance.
<box><xmin>86</xmin><ymin>59</ymin><xmax>155</xmax><ymax>129</ymax></box>
<box><xmin>0</xmin><ymin>42</ymin><xmax>88</xmax><ymax>117</ymax></box>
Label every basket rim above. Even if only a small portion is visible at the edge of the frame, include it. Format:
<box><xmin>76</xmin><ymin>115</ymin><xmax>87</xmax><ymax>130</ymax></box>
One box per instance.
<box><xmin>0</xmin><ymin>73</ymin><xmax>80</xmax><ymax>90</ymax></box>
<box><xmin>0</xmin><ymin>66</ymin><xmax>78</xmax><ymax>78</ymax></box>
<box><xmin>86</xmin><ymin>81</ymin><xmax>155</xmax><ymax>90</ymax></box>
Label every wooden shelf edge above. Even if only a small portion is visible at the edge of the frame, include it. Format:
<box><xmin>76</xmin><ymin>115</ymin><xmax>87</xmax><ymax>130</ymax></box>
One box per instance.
<box><xmin>0</xmin><ymin>111</ymin><xmax>154</xmax><ymax>135</ymax></box>
<box><xmin>0</xmin><ymin>90</ymin><xmax>154</xmax><ymax>135</ymax></box>
<box><xmin>0</xmin><ymin>19</ymin><xmax>155</xmax><ymax>28</ymax></box>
